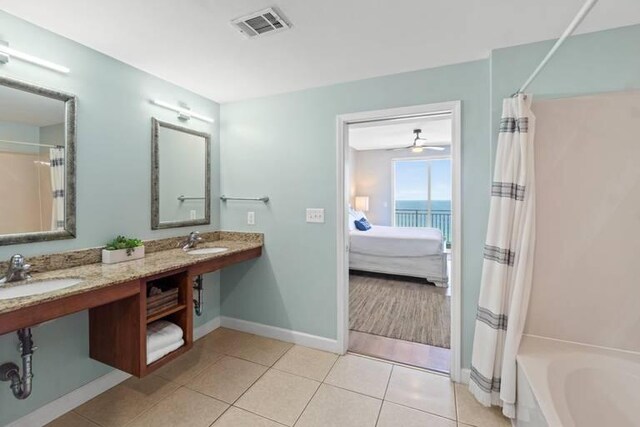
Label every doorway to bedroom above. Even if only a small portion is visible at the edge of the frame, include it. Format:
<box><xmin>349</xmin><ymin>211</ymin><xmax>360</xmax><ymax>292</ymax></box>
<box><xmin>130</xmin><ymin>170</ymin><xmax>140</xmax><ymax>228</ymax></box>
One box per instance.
<box><xmin>338</xmin><ymin>102</ymin><xmax>460</xmax><ymax>377</ymax></box>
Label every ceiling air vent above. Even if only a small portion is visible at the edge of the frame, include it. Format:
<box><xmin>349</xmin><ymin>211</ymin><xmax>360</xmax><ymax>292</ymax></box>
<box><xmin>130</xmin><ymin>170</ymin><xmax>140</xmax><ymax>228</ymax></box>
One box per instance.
<box><xmin>231</xmin><ymin>7</ymin><xmax>291</xmax><ymax>39</ymax></box>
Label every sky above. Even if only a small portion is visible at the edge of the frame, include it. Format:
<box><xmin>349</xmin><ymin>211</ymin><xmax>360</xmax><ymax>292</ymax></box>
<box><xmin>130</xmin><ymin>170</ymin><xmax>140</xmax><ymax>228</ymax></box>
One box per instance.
<box><xmin>395</xmin><ymin>159</ymin><xmax>451</xmax><ymax>201</ymax></box>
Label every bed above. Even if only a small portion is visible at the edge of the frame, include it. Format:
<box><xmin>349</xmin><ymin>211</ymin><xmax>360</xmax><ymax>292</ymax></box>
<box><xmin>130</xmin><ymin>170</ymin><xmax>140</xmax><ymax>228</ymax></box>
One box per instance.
<box><xmin>348</xmin><ymin>218</ymin><xmax>448</xmax><ymax>286</ymax></box>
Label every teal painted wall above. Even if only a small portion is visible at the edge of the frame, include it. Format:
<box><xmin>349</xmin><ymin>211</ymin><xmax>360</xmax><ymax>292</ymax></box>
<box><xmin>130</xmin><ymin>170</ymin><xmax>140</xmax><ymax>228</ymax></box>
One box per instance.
<box><xmin>0</xmin><ymin>11</ymin><xmax>221</xmax><ymax>425</ymax></box>
<box><xmin>0</xmin><ymin>122</ymin><xmax>40</xmax><ymax>147</ymax></box>
<box><xmin>220</xmin><ymin>60</ymin><xmax>492</xmax><ymax>366</ymax></box>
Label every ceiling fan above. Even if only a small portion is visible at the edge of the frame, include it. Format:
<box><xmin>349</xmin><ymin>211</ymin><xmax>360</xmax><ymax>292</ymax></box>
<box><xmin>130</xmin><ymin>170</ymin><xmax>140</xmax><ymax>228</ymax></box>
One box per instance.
<box><xmin>387</xmin><ymin>129</ymin><xmax>446</xmax><ymax>153</ymax></box>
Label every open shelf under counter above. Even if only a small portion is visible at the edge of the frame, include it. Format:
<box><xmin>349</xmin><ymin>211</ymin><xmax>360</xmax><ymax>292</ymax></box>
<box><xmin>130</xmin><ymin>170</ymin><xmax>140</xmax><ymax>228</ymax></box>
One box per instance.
<box><xmin>90</xmin><ymin>268</ymin><xmax>193</xmax><ymax>377</ymax></box>
<box><xmin>146</xmin><ymin>304</ymin><xmax>187</xmax><ymax>324</ymax></box>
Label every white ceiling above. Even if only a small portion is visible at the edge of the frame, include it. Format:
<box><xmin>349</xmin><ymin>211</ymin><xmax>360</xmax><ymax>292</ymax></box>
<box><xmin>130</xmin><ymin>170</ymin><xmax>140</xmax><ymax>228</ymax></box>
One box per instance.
<box><xmin>0</xmin><ymin>85</ymin><xmax>64</xmax><ymax>126</ymax></box>
<box><xmin>349</xmin><ymin>116</ymin><xmax>451</xmax><ymax>151</ymax></box>
<box><xmin>1</xmin><ymin>0</ymin><xmax>639</xmax><ymax>103</ymax></box>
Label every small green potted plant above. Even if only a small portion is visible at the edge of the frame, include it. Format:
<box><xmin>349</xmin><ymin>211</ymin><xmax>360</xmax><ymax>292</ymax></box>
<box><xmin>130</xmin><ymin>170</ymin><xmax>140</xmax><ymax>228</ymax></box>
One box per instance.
<box><xmin>102</xmin><ymin>235</ymin><xmax>145</xmax><ymax>264</ymax></box>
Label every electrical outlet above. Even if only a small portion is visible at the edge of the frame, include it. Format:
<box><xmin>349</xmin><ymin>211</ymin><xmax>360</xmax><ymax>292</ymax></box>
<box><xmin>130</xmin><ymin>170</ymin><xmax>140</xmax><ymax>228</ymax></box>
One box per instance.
<box><xmin>190</xmin><ymin>210</ymin><xmax>197</xmax><ymax>220</ymax></box>
<box><xmin>306</xmin><ymin>208</ymin><xmax>325</xmax><ymax>223</ymax></box>
<box><xmin>247</xmin><ymin>211</ymin><xmax>255</xmax><ymax>225</ymax></box>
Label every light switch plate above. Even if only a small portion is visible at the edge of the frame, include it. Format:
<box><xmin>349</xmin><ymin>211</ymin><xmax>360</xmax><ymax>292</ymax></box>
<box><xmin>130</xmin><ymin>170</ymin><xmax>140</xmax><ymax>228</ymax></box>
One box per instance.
<box><xmin>306</xmin><ymin>208</ymin><xmax>325</xmax><ymax>223</ymax></box>
<box><xmin>247</xmin><ymin>211</ymin><xmax>255</xmax><ymax>225</ymax></box>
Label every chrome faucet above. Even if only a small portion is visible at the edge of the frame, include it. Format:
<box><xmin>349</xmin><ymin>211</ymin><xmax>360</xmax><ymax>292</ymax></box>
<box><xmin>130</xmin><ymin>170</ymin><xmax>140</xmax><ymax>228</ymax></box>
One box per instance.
<box><xmin>1</xmin><ymin>255</ymin><xmax>31</xmax><ymax>284</ymax></box>
<box><xmin>181</xmin><ymin>231</ymin><xmax>203</xmax><ymax>251</ymax></box>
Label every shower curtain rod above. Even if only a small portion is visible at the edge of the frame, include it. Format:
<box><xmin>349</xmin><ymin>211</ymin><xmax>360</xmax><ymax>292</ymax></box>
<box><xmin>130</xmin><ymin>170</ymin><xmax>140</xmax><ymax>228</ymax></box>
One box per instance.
<box><xmin>514</xmin><ymin>0</ymin><xmax>599</xmax><ymax>96</ymax></box>
<box><xmin>0</xmin><ymin>138</ymin><xmax>62</xmax><ymax>149</ymax></box>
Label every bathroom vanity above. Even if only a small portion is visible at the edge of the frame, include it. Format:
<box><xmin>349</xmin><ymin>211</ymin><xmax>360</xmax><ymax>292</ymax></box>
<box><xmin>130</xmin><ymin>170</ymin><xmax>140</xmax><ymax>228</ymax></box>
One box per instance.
<box><xmin>0</xmin><ymin>232</ymin><xmax>263</xmax><ymax>377</ymax></box>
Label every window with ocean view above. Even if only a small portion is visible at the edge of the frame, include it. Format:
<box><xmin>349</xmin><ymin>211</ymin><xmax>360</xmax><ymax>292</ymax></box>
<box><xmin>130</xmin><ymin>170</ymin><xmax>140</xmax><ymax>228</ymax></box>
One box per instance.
<box><xmin>394</xmin><ymin>158</ymin><xmax>452</xmax><ymax>246</ymax></box>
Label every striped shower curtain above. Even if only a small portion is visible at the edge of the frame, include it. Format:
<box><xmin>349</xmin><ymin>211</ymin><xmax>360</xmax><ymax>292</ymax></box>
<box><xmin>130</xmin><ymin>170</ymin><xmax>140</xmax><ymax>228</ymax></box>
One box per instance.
<box><xmin>49</xmin><ymin>147</ymin><xmax>65</xmax><ymax>231</ymax></box>
<box><xmin>469</xmin><ymin>94</ymin><xmax>536</xmax><ymax>418</ymax></box>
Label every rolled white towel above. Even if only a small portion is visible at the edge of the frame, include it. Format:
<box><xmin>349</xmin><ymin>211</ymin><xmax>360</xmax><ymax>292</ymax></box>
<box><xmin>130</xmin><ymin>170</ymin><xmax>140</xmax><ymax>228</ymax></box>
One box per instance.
<box><xmin>147</xmin><ymin>320</ymin><xmax>183</xmax><ymax>354</ymax></box>
<box><xmin>147</xmin><ymin>339</ymin><xmax>184</xmax><ymax>365</ymax></box>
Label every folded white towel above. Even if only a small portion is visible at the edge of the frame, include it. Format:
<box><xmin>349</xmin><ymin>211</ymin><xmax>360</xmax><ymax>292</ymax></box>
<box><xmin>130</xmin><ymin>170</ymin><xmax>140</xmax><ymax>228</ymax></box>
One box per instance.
<box><xmin>147</xmin><ymin>320</ymin><xmax>183</xmax><ymax>354</ymax></box>
<box><xmin>147</xmin><ymin>339</ymin><xmax>184</xmax><ymax>365</ymax></box>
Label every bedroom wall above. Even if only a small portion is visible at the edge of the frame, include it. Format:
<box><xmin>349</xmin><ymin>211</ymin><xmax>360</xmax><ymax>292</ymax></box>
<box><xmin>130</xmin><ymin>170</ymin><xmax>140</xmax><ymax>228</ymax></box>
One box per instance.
<box><xmin>352</xmin><ymin>147</ymin><xmax>452</xmax><ymax>225</ymax></box>
<box><xmin>0</xmin><ymin>11</ymin><xmax>221</xmax><ymax>426</ymax></box>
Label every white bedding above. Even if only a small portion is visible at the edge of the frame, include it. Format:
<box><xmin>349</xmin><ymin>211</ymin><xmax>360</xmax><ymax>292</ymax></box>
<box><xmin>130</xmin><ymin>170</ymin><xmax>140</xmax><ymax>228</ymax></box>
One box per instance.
<box><xmin>349</xmin><ymin>225</ymin><xmax>443</xmax><ymax>258</ymax></box>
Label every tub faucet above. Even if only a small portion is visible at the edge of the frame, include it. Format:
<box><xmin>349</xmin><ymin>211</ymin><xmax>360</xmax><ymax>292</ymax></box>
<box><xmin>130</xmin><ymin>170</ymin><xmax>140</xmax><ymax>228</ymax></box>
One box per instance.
<box><xmin>181</xmin><ymin>231</ymin><xmax>203</xmax><ymax>251</ymax></box>
<box><xmin>1</xmin><ymin>255</ymin><xmax>31</xmax><ymax>284</ymax></box>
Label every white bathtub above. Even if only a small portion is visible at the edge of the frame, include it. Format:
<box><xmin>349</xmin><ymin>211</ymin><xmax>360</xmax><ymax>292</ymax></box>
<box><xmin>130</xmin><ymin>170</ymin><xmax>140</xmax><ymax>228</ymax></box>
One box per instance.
<box><xmin>516</xmin><ymin>335</ymin><xmax>640</xmax><ymax>427</ymax></box>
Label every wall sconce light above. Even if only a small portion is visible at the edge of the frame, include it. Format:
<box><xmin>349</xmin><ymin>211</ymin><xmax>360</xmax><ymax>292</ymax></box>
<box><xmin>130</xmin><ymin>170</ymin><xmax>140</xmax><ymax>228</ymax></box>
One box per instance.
<box><xmin>355</xmin><ymin>196</ymin><xmax>370</xmax><ymax>212</ymax></box>
<box><xmin>150</xmin><ymin>99</ymin><xmax>214</xmax><ymax>123</ymax></box>
<box><xmin>0</xmin><ymin>41</ymin><xmax>70</xmax><ymax>74</ymax></box>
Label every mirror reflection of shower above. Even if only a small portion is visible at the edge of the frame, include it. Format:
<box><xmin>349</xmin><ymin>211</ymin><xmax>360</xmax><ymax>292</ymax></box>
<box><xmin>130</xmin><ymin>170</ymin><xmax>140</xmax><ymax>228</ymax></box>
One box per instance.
<box><xmin>0</xmin><ymin>83</ymin><xmax>67</xmax><ymax>236</ymax></box>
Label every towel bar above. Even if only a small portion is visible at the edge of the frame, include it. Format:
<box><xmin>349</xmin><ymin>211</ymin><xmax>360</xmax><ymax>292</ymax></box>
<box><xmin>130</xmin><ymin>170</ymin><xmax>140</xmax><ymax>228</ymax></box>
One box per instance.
<box><xmin>177</xmin><ymin>195</ymin><xmax>205</xmax><ymax>202</ymax></box>
<box><xmin>220</xmin><ymin>195</ymin><xmax>269</xmax><ymax>203</ymax></box>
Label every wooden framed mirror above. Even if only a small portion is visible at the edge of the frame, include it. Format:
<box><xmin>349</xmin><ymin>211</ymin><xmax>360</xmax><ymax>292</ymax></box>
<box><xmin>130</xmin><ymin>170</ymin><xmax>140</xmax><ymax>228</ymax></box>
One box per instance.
<box><xmin>151</xmin><ymin>118</ymin><xmax>211</xmax><ymax>229</ymax></box>
<box><xmin>0</xmin><ymin>76</ymin><xmax>77</xmax><ymax>246</ymax></box>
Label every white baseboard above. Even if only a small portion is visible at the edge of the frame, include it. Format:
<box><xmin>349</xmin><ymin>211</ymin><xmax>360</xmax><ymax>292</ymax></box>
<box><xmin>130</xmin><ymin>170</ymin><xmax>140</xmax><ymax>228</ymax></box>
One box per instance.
<box><xmin>8</xmin><ymin>316</ymin><xmax>222</xmax><ymax>427</ymax></box>
<box><xmin>194</xmin><ymin>315</ymin><xmax>221</xmax><ymax>340</ymax></box>
<box><xmin>460</xmin><ymin>368</ymin><xmax>470</xmax><ymax>384</ymax></box>
<box><xmin>7</xmin><ymin>369</ymin><xmax>130</xmax><ymax>427</ymax></box>
<box><xmin>220</xmin><ymin>316</ymin><xmax>340</xmax><ymax>353</ymax></box>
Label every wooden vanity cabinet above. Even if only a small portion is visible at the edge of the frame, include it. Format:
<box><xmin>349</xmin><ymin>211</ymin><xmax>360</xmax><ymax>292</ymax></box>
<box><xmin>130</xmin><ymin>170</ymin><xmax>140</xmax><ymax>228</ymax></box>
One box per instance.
<box><xmin>89</xmin><ymin>268</ymin><xmax>194</xmax><ymax>377</ymax></box>
<box><xmin>87</xmin><ymin>247</ymin><xmax>263</xmax><ymax>376</ymax></box>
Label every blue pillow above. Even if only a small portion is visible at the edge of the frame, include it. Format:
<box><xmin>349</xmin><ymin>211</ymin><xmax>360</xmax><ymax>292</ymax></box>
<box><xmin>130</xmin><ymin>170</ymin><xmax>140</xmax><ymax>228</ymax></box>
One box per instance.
<box><xmin>354</xmin><ymin>217</ymin><xmax>371</xmax><ymax>231</ymax></box>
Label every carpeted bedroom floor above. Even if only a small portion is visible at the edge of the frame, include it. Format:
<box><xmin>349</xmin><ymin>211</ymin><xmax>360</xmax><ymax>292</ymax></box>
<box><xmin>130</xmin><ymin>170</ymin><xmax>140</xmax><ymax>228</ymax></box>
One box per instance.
<box><xmin>349</xmin><ymin>272</ymin><xmax>451</xmax><ymax>349</ymax></box>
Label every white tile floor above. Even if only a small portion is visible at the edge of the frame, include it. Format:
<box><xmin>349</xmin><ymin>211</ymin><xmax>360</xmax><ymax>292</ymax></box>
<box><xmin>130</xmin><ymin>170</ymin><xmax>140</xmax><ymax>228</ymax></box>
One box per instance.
<box><xmin>47</xmin><ymin>328</ymin><xmax>509</xmax><ymax>427</ymax></box>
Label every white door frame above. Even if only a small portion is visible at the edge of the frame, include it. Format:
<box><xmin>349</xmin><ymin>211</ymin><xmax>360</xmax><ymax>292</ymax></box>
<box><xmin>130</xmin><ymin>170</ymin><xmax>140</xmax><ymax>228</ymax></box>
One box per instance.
<box><xmin>336</xmin><ymin>101</ymin><xmax>463</xmax><ymax>382</ymax></box>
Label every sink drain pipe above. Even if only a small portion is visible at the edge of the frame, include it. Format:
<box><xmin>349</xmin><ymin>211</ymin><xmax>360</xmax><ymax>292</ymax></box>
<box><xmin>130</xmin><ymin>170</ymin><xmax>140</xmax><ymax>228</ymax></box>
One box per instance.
<box><xmin>0</xmin><ymin>328</ymin><xmax>36</xmax><ymax>400</ymax></box>
<box><xmin>193</xmin><ymin>275</ymin><xmax>204</xmax><ymax>316</ymax></box>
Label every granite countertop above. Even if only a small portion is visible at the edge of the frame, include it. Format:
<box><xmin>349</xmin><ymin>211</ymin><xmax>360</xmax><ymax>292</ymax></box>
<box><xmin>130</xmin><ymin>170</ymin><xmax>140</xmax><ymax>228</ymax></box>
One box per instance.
<box><xmin>0</xmin><ymin>236</ymin><xmax>262</xmax><ymax>315</ymax></box>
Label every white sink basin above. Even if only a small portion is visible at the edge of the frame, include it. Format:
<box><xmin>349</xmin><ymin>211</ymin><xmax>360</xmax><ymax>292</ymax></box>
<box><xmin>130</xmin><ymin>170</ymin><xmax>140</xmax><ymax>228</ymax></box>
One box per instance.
<box><xmin>187</xmin><ymin>247</ymin><xmax>228</xmax><ymax>255</ymax></box>
<box><xmin>0</xmin><ymin>278</ymin><xmax>84</xmax><ymax>300</ymax></box>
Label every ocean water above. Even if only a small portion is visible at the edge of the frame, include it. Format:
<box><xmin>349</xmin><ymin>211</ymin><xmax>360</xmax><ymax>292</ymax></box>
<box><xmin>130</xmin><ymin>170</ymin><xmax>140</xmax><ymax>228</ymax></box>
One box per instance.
<box><xmin>395</xmin><ymin>200</ymin><xmax>451</xmax><ymax>211</ymax></box>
